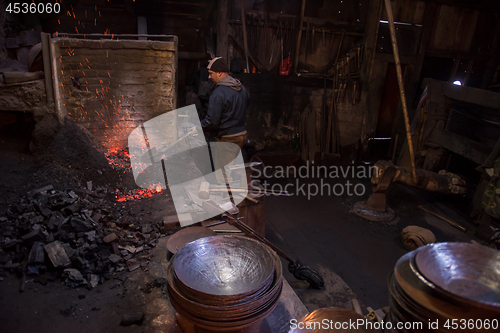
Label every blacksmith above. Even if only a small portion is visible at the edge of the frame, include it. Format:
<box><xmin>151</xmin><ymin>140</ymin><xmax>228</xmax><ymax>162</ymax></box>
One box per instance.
<box><xmin>201</xmin><ymin>57</ymin><xmax>250</xmax><ymax>184</ymax></box>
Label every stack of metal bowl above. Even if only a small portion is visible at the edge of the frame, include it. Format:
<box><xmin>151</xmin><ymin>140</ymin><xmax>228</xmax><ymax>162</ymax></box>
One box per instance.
<box><xmin>167</xmin><ymin>235</ymin><xmax>283</xmax><ymax>332</ymax></box>
<box><xmin>387</xmin><ymin>242</ymin><xmax>500</xmax><ymax>333</ymax></box>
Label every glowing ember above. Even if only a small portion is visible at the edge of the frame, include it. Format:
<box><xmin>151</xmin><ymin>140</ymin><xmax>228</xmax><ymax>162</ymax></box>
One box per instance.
<box><xmin>115</xmin><ymin>186</ymin><xmax>162</xmax><ymax>202</ymax></box>
<box><xmin>105</xmin><ymin>147</ymin><xmax>132</xmax><ymax>172</ymax></box>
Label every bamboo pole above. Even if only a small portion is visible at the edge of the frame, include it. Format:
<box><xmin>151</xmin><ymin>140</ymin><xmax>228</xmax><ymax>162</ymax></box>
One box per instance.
<box><xmin>383</xmin><ymin>0</ymin><xmax>417</xmax><ymax>183</ymax></box>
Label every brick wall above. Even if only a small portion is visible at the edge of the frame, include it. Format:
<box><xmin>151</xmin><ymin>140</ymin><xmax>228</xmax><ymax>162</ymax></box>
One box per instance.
<box><xmin>52</xmin><ymin>37</ymin><xmax>177</xmax><ymax>150</ymax></box>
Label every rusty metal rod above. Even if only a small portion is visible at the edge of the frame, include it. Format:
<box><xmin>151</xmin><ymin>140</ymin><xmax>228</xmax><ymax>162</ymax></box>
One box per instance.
<box><xmin>383</xmin><ymin>0</ymin><xmax>417</xmax><ymax>183</ymax></box>
<box><xmin>418</xmin><ymin>205</ymin><xmax>467</xmax><ymax>232</ymax></box>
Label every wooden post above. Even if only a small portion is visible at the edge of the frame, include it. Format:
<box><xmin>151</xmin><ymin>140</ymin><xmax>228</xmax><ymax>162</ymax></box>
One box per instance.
<box><xmin>40</xmin><ymin>33</ymin><xmax>54</xmax><ymax>106</ymax></box>
<box><xmin>216</xmin><ymin>0</ymin><xmax>229</xmax><ymax>61</ymax></box>
<box><xmin>239</xmin><ymin>0</ymin><xmax>250</xmax><ymax>73</ymax></box>
<box><xmin>383</xmin><ymin>0</ymin><xmax>417</xmax><ymax>183</ymax></box>
<box><xmin>293</xmin><ymin>0</ymin><xmax>306</xmax><ymax>74</ymax></box>
<box><xmin>49</xmin><ymin>39</ymin><xmax>65</xmax><ymax>123</ymax></box>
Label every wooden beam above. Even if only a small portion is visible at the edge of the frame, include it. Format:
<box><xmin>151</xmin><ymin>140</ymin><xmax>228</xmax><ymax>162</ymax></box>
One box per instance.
<box><xmin>293</xmin><ymin>0</ymin><xmax>306</xmax><ymax>74</ymax></box>
<box><xmin>216</xmin><ymin>0</ymin><xmax>229</xmax><ymax>61</ymax></box>
<box><xmin>240</xmin><ymin>0</ymin><xmax>250</xmax><ymax>73</ymax></box>
<box><xmin>427</xmin><ymin>129</ymin><xmax>490</xmax><ymax>165</ymax></box>
<box><xmin>40</xmin><ymin>32</ymin><xmax>54</xmax><ymax>106</ymax></box>
<box><xmin>440</xmin><ymin>81</ymin><xmax>500</xmax><ymax>110</ymax></box>
<box><xmin>425</xmin><ymin>49</ymin><xmax>489</xmax><ymax>61</ymax></box>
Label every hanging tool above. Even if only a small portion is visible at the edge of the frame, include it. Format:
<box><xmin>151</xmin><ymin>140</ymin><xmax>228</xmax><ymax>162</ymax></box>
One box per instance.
<box><xmin>269</xmin><ymin>18</ymin><xmax>281</xmax><ymax>65</ymax></box>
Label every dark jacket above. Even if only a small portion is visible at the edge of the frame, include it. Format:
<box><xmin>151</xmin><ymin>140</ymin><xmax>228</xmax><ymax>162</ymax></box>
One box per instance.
<box><xmin>201</xmin><ymin>76</ymin><xmax>250</xmax><ymax>136</ymax></box>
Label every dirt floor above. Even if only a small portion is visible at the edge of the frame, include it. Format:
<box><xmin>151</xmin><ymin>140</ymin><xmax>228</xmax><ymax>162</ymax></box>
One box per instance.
<box><xmin>0</xmin><ymin>116</ymin><xmax>493</xmax><ymax>332</ymax></box>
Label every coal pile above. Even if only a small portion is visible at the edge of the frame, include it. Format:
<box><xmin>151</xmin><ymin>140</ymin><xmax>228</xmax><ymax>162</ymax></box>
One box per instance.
<box><xmin>0</xmin><ymin>183</ymin><xmax>171</xmax><ymax>290</ymax></box>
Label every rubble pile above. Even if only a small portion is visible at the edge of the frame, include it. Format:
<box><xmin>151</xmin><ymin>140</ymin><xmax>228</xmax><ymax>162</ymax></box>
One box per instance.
<box><xmin>0</xmin><ymin>183</ymin><xmax>170</xmax><ymax>289</ymax></box>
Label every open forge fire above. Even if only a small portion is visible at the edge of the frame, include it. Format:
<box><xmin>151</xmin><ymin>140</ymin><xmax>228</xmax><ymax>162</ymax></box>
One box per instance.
<box><xmin>105</xmin><ymin>148</ymin><xmax>163</xmax><ymax>202</ymax></box>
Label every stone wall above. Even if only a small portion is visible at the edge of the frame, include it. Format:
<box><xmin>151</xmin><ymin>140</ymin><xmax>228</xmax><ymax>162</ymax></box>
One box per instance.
<box><xmin>0</xmin><ymin>80</ymin><xmax>47</xmax><ymax>111</ymax></box>
<box><xmin>52</xmin><ymin>37</ymin><xmax>177</xmax><ymax>150</ymax></box>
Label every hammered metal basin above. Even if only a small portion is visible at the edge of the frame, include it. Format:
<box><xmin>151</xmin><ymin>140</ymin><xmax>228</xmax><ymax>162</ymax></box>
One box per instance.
<box><xmin>166</xmin><ymin>244</ymin><xmax>283</xmax><ymax>320</ymax></box>
<box><xmin>415</xmin><ymin>242</ymin><xmax>500</xmax><ymax>308</ymax></box>
<box><xmin>173</xmin><ymin>236</ymin><xmax>275</xmax><ymax>299</ymax></box>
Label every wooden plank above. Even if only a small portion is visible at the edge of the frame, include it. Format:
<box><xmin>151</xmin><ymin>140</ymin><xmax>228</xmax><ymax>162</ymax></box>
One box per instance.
<box><xmin>216</xmin><ymin>0</ymin><xmax>229</xmax><ymax>61</ymax></box>
<box><xmin>431</xmin><ymin>5</ymin><xmax>461</xmax><ymax>50</ymax></box>
<box><xmin>427</xmin><ymin>128</ymin><xmax>490</xmax><ymax>165</ymax></box>
<box><xmin>362</xmin><ymin>0</ymin><xmax>383</xmax><ymax>88</ymax></box>
<box><xmin>2</xmin><ymin>72</ymin><xmax>44</xmax><ymax>84</ymax></box>
<box><xmin>413</xmin><ymin>1</ymin><xmax>426</xmax><ymax>25</ymax></box>
<box><xmin>459</xmin><ymin>9</ymin><xmax>478</xmax><ymax>52</ymax></box>
<box><xmin>407</xmin><ymin>2</ymin><xmax>437</xmax><ymax>112</ymax></box>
